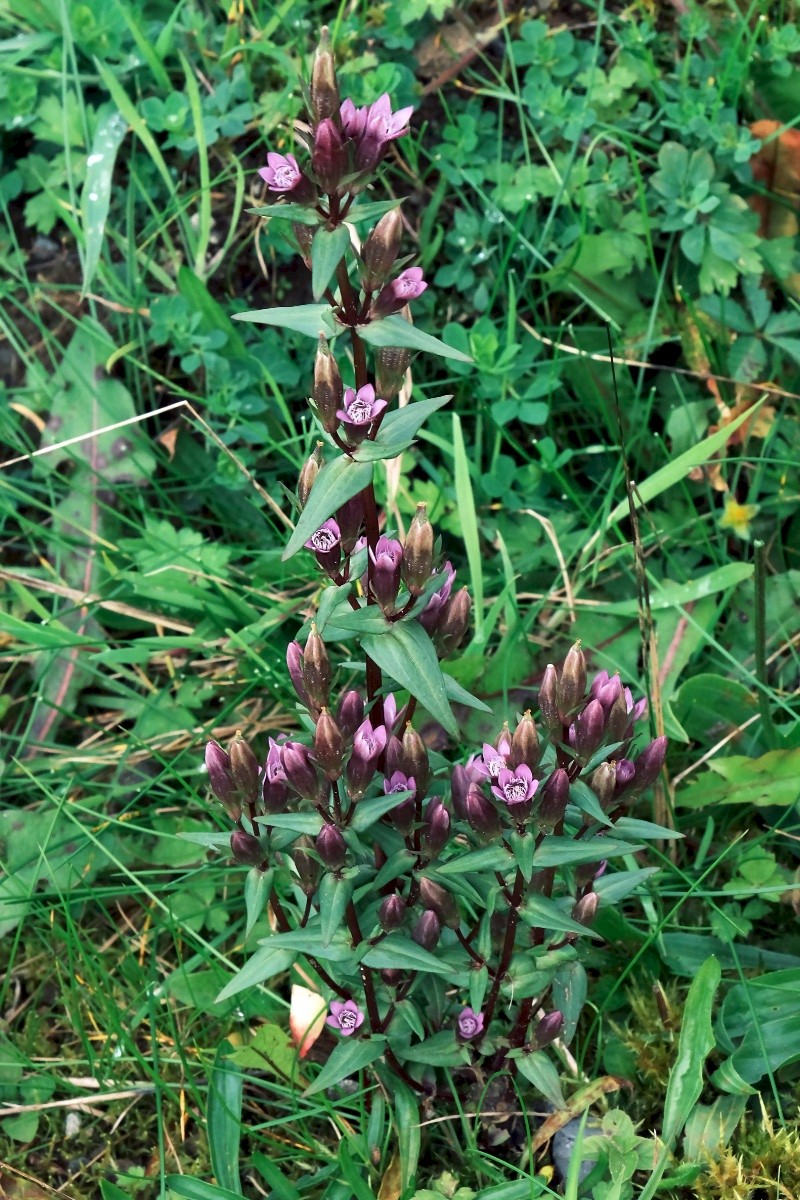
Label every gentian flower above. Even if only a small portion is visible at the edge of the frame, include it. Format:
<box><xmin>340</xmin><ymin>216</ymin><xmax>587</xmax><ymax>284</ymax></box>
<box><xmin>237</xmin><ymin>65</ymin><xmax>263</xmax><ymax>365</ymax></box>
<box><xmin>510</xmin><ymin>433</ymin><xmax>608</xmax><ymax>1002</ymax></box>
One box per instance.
<box><xmin>305</xmin><ymin>519</ymin><xmax>342</xmax><ymax>571</ymax></box>
<box><xmin>340</xmin><ymin>97</ymin><xmax>368</xmax><ymax>138</ymax></box>
<box><xmin>337</xmin><ymin>384</ymin><xmax>387</xmax><ymax>437</ymax></box>
<box><xmin>419</xmin><ymin>561</ymin><xmax>456</xmax><ymax>634</ymax></box>
<box><xmin>258</xmin><ymin>153</ymin><xmax>316</xmax><ymax>204</ymax></box>
<box><xmin>370</xmin><ymin>536</ymin><xmax>403</xmax><ymax>611</ymax></box>
<box><xmin>326</xmin><ymin>999</ymin><xmax>365</xmax><ymax>1036</ymax></box>
<box><xmin>355</xmin><ymin>94</ymin><xmax>414</xmax><ymax>170</ymax></box>
<box><xmin>491</xmin><ymin>764</ymin><xmax>538</xmax><ymax>808</ymax></box>
<box><xmin>474</xmin><ymin>732</ymin><xmax>512</xmax><ymax>781</ymax></box>
<box><xmin>457</xmin><ymin>1007</ymin><xmax>484</xmax><ymax>1040</ymax></box>
<box><xmin>371</xmin><ymin>268</ymin><xmax>427</xmax><ymax>318</ymax></box>
<box><xmin>383</xmin><ymin>769</ymin><xmax>416</xmax><ymax>833</ymax></box>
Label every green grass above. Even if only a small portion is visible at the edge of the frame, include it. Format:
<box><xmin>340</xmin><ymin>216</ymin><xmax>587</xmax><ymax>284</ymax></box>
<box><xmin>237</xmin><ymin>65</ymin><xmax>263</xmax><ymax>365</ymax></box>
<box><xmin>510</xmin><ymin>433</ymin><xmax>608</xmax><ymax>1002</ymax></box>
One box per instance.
<box><xmin>1</xmin><ymin>0</ymin><xmax>800</xmax><ymax>1196</ymax></box>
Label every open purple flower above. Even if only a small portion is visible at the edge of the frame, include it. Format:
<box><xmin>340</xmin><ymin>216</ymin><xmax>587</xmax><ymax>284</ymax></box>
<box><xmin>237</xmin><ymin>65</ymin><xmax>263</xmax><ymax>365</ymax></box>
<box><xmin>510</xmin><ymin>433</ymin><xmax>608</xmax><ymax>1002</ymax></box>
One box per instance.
<box><xmin>326</xmin><ymin>999</ymin><xmax>365</xmax><ymax>1036</ymax></box>
<box><xmin>366</xmin><ymin>94</ymin><xmax>414</xmax><ymax>142</ymax></box>
<box><xmin>491</xmin><ymin>763</ymin><xmax>538</xmax><ymax>808</ymax></box>
<box><xmin>340</xmin><ymin>97</ymin><xmax>368</xmax><ymax>139</ymax></box>
<box><xmin>474</xmin><ymin>733</ymin><xmax>512</xmax><ymax>781</ymax></box>
<box><xmin>305</xmin><ymin>518</ymin><xmax>341</xmax><ymax>558</ymax></box>
<box><xmin>457</xmin><ymin>1007</ymin><xmax>484</xmax><ymax>1040</ymax></box>
<box><xmin>353</xmin><ymin>717</ymin><xmax>387</xmax><ymax>765</ymax></box>
<box><xmin>337</xmin><ymin>384</ymin><xmax>387</xmax><ymax>431</ymax></box>
<box><xmin>384</xmin><ymin>770</ymin><xmax>416</xmax><ymax>799</ymax></box>
<box><xmin>259</xmin><ymin>152</ymin><xmax>303</xmax><ymax>192</ymax></box>
<box><xmin>265</xmin><ymin>737</ymin><xmax>287</xmax><ymax>784</ymax></box>
<box><xmin>383</xmin><ymin>769</ymin><xmax>416</xmax><ymax>832</ymax></box>
<box><xmin>372</xmin><ymin>268</ymin><xmax>428</xmax><ymax>318</ymax></box>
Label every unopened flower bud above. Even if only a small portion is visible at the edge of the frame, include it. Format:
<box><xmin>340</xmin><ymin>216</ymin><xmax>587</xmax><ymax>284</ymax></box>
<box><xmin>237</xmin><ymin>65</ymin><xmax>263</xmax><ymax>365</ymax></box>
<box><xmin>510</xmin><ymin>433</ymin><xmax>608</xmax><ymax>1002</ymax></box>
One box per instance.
<box><xmin>615</xmin><ymin>758</ymin><xmax>636</xmax><ymax>796</ymax></box>
<box><xmin>633</xmin><ymin>736</ymin><xmax>668</xmax><ymax>792</ymax></box>
<box><xmin>229</xmin><ymin>735</ymin><xmax>260</xmax><ymax>805</ymax></box>
<box><xmin>336</xmin><ymin>495</ymin><xmax>363</xmax><ymax>553</ymax></box>
<box><xmin>384</xmin><ymin>735</ymin><xmax>403</xmax><ymax>776</ymax></box>
<box><xmin>371</xmin><ymin>536</ymin><xmax>403</xmax><ymax>612</ymax></box>
<box><xmin>531</xmin><ymin>1011</ymin><xmax>564</xmax><ymax>1050</ymax></box>
<box><xmin>509</xmin><ymin>711</ymin><xmax>540</xmax><ymax>772</ymax></box>
<box><xmin>381</xmin><ymin>968</ymin><xmax>403</xmax><ymax>987</ymax></box>
<box><xmin>400</xmin><ymin>724</ymin><xmax>430</xmax><ymax>800</ymax></box>
<box><xmin>310</xmin><ymin>27</ymin><xmax>340</xmax><ymax>126</ymax></box>
<box><xmin>303</xmin><ymin>626</ymin><xmax>331</xmax><ymax>709</ymax></box>
<box><xmin>378</xmin><ymin>894</ymin><xmax>407</xmax><ymax>932</ymax></box>
<box><xmin>402</xmin><ymin>503</ymin><xmax>434</xmax><ymax>596</ymax></box>
<box><xmin>298</xmin><ymin>443</ymin><xmax>324</xmax><ymax>509</ymax></box>
<box><xmin>590</xmin><ymin>761</ymin><xmax>617</xmax><ymax>810</ymax></box>
<box><xmin>314</xmin><ymin>708</ymin><xmax>345</xmax><ymax>777</ymax></box>
<box><xmin>558</xmin><ymin>642</ymin><xmax>587</xmax><ymax>720</ymax></box>
<box><xmin>281</xmin><ymin>742</ymin><xmax>320</xmax><ymax>801</ymax></box>
<box><xmin>422</xmin><ymin>798</ymin><xmax>450</xmax><ymax>858</ymax></box>
<box><xmin>538</xmin><ymin>768</ymin><xmax>569</xmax><ymax>831</ymax></box>
<box><xmin>230</xmin><ymin>830</ymin><xmax>263</xmax><ymax>866</ymax></box>
<box><xmin>538</xmin><ymin>664</ymin><xmax>561</xmax><ymax>736</ymax></box>
<box><xmin>316</xmin><ymin>823</ymin><xmax>346</xmax><ymax>871</ymax></box>
<box><xmin>338</xmin><ymin>690</ymin><xmax>365</xmax><ymax>738</ymax></box>
<box><xmin>418</xmin><ymin>878</ymin><xmax>459</xmax><ymax>928</ymax></box>
<box><xmin>451</xmin><ymin>764</ymin><xmax>470</xmax><ymax>821</ymax></box>
<box><xmin>347</xmin><ymin>718</ymin><xmax>387</xmax><ymax>799</ymax></box>
<box><xmin>465</xmin><ymin>782</ymin><xmax>501</xmax><ymax>839</ymax></box>
<box><xmin>313</xmin><ymin>339</ymin><xmax>343</xmax><ymax>432</ymax></box>
<box><xmin>205</xmin><ymin>740</ymin><xmax>239</xmax><ymax>819</ymax></box>
<box><xmin>287</xmin><ymin>641</ymin><xmax>313</xmax><ymax>709</ymax></box>
<box><xmin>572</xmin><ymin>892</ymin><xmax>599</xmax><ymax>927</ymax></box>
<box><xmin>572</xmin><ymin>699</ymin><xmax>605</xmax><ymax>760</ymax></box>
<box><xmin>605</xmin><ymin>692</ymin><xmax>629</xmax><ymax>743</ymax></box>
<box><xmin>375</xmin><ymin>345</ymin><xmax>411</xmax><ymax>401</ymax></box>
<box><xmin>412</xmin><ymin>909</ymin><xmax>441</xmax><ymax>951</ymax></box>
<box><xmin>575</xmin><ymin>860</ymin><xmax>606</xmax><ymax>888</ymax></box>
<box><xmin>293</xmin><ymin>835</ymin><xmax>319</xmax><ymax>894</ymax></box>
<box><xmin>437</xmin><ymin>587</ymin><xmax>471</xmax><ymax>656</ymax></box>
<box><xmin>362</xmin><ymin>207</ymin><xmax>403</xmax><ymax>291</ymax></box>
<box><xmin>312</xmin><ymin>118</ymin><xmax>347</xmax><ymax>193</ymax></box>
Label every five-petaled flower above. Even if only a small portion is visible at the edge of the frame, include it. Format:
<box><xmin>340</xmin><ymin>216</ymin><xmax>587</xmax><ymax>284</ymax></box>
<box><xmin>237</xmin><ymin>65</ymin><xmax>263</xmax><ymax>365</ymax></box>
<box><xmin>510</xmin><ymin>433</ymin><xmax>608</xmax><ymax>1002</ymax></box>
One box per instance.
<box><xmin>337</xmin><ymin>384</ymin><xmax>387</xmax><ymax>429</ymax></box>
<box><xmin>492</xmin><ymin>763</ymin><xmax>538</xmax><ymax>807</ymax></box>
<box><xmin>372</xmin><ymin>267</ymin><xmax>428</xmax><ymax>318</ymax></box>
<box><xmin>474</xmin><ymin>734</ymin><xmax>512</xmax><ymax>781</ymax></box>
<box><xmin>305</xmin><ymin>519</ymin><xmax>341</xmax><ymax>555</ymax></box>
<box><xmin>259</xmin><ymin>152</ymin><xmax>303</xmax><ymax>191</ymax></box>
<box><xmin>326</xmin><ymin>999</ymin><xmax>365</xmax><ymax>1036</ymax></box>
<box><xmin>457</xmin><ymin>1007</ymin><xmax>484</xmax><ymax>1040</ymax></box>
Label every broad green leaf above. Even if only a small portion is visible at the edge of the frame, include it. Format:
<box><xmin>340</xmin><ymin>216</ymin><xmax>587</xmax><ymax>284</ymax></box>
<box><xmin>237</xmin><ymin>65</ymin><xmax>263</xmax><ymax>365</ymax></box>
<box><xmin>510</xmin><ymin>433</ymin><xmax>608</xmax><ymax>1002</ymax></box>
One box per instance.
<box><xmin>354</xmin><ymin>394</ymin><xmax>452</xmax><ymax>462</ymax></box>
<box><xmin>229</xmin><ymin>1021</ymin><xmax>299</xmax><ymax>1077</ymax></box>
<box><xmin>345</xmin><ymin>199</ymin><xmax>404</xmax><ymax>223</ymax></box>
<box><xmin>662</xmin><ymin>956</ymin><xmax>721</xmax><ymax>1143</ymax></box>
<box><xmin>613</xmin><ymin>817</ymin><xmax>683</xmax><ymax>841</ymax></box>
<box><xmin>682</xmin><ymin>1096</ymin><xmax>747</xmax><ymax>1161</ymax></box>
<box><xmin>602</xmin><ymin>563</ymin><xmax>754</xmax><ymax>615</ymax></box>
<box><xmin>717</xmin><ymin>968</ymin><xmax>800</xmax><ymax>1084</ymax></box>
<box><xmin>676</xmin><ymin>748</ymin><xmax>800</xmax><ymax>809</ymax></box>
<box><xmin>216</xmin><ymin>945</ymin><xmax>294</xmax><ymax>1002</ymax></box>
<box><xmin>400</xmin><ymin>1031</ymin><xmax>468</xmax><ymax>1067</ymax></box>
<box><xmin>551</xmin><ymin>960</ymin><xmax>587</xmax><ymax>1044</ymax></box>
<box><xmin>282</xmin><ymin>455</ymin><xmax>373</xmax><ymax>560</ymax></box>
<box><xmin>250</xmin><ymin>929</ymin><xmax>353</xmax><ymax>962</ymax></box>
<box><xmin>358</xmin><ymin>314</ymin><xmax>473</xmax><ymax>362</ymax></box>
<box><xmin>318</xmin><ymin>872</ymin><xmax>354</xmax><ymax>947</ymax></box>
<box><xmin>207</xmin><ymin>1043</ymin><xmax>243</xmax><ymax>1195</ymax></box>
<box><xmin>391</xmin><ymin>1079</ymin><xmax>420</xmax><ymax>1191</ymax></box>
<box><xmin>452</xmin><ymin>413</ymin><xmax>484</xmax><ymax>643</ymax></box>
<box><xmin>520</xmin><ymin>894</ymin><xmax>601</xmax><ymax>939</ymax></box>
<box><xmin>81</xmin><ymin>109</ymin><xmax>128</xmax><ymax>293</ymax></box>
<box><xmin>244</xmin><ymin>867</ymin><xmax>273</xmax><ymax>939</ymax></box>
<box><xmin>305</xmin><ymin>1036</ymin><xmax>386</xmax><ymax>1096</ymax></box>
<box><xmin>350</xmin><ymin>789</ymin><xmax>413</xmax><ymax>832</ymax></box>
<box><xmin>510</xmin><ymin>1049</ymin><xmax>565</xmax><ymax>1108</ymax></box>
<box><xmin>532</xmin><ymin>837</ymin><xmax>642</xmax><ymax>869</ymax></box>
<box><xmin>362</xmin><ymin>935</ymin><xmax>452</xmax><ymax>976</ymax></box>
<box><xmin>442</xmin><ymin>671</ymin><xmax>492</xmax><ymax>713</ymax></box>
<box><xmin>362</xmin><ymin>620</ymin><xmax>457</xmax><ymax>736</ymax></box>
<box><xmin>248</xmin><ymin>202</ymin><xmax>321</xmax><ymax>225</ymax></box>
<box><xmin>312</xmin><ymin>224</ymin><xmax>351</xmax><ymax>300</ymax></box>
<box><xmin>255</xmin><ymin>812</ymin><xmax>323</xmax><ymax>835</ymax></box>
<box><xmin>604</xmin><ymin>399</ymin><xmax>766</xmax><ymax>529</ymax></box>
<box><xmin>594</xmin><ymin>867</ymin><xmax>659</xmax><ymax>905</ymax></box>
<box><xmin>436</xmin><ymin>845</ymin><xmax>512</xmax><ymax>876</ymax></box>
<box><xmin>250</xmin><ymin>1153</ymin><xmax>303</xmax><ymax>1199</ymax></box>
<box><xmin>233</xmin><ymin>303</ymin><xmax>335</xmax><ymax>339</ymax></box>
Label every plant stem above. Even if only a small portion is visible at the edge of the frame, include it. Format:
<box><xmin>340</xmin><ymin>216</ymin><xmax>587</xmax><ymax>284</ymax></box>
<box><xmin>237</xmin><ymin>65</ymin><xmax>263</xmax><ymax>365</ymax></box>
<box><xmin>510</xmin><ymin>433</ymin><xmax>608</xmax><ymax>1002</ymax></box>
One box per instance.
<box><xmin>272</xmin><ymin>888</ymin><xmax>348</xmax><ymax>997</ymax></box>
<box><xmin>754</xmin><ymin>539</ymin><xmax>780</xmax><ymax>749</ymax></box>
<box><xmin>479</xmin><ymin>864</ymin><xmax>526</xmax><ymax>1040</ymax></box>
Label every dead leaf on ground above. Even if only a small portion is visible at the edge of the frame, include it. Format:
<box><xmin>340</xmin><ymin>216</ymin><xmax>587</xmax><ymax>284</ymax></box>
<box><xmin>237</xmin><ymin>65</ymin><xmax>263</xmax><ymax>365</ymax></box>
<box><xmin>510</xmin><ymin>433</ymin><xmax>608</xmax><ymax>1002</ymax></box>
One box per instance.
<box><xmin>532</xmin><ymin>1075</ymin><xmax>630</xmax><ymax>1153</ymax></box>
<box><xmin>377</xmin><ymin>1153</ymin><xmax>402</xmax><ymax>1200</ymax></box>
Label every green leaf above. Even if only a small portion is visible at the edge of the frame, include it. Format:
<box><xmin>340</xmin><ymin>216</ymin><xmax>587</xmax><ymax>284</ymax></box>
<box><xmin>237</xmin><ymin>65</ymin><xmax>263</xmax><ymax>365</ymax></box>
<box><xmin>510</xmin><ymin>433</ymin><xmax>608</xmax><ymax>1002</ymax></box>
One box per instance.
<box><xmin>604</xmin><ymin>400</ymin><xmax>767</xmax><ymax>529</ymax></box>
<box><xmin>520</xmin><ymin>894</ymin><xmax>601</xmax><ymax>939</ymax></box>
<box><xmin>233</xmin><ymin>303</ymin><xmax>335</xmax><ymax>339</ymax></box>
<box><xmin>248</xmin><ymin>201</ymin><xmax>321</xmax><ymax>225</ymax></box>
<box><xmin>250</xmin><ymin>929</ymin><xmax>354</xmax><ymax>962</ymax></box>
<box><xmin>350</xmin><ymin>789</ymin><xmax>413</xmax><ymax>832</ymax></box>
<box><xmin>613</xmin><ymin>817</ymin><xmax>683</xmax><ymax>841</ymax></box>
<box><xmin>305</xmin><ymin>1036</ymin><xmax>386</xmax><ymax>1096</ymax></box>
<box><xmin>362</xmin><ymin>620</ymin><xmax>457</xmax><ymax>736</ymax></box>
<box><xmin>392</xmin><ymin>1080</ymin><xmax>420</xmax><ymax>1192</ymax></box>
<box><xmin>662</xmin><ymin>956</ymin><xmax>721</xmax><ymax>1143</ymax></box>
<box><xmin>510</xmin><ymin>1049</ymin><xmax>565</xmax><ymax>1108</ymax></box>
<box><xmin>282</xmin><ymin>455</ymin><xmax>374</xmax><ymax>560</ymax></box>
<box><xmin>207</xmin><ymin>1043</ymin><xmax>243</xmax><ymax>1195</ymax></box>
<box><xmin>594</xmin><ymin>868</ymin><xmax>659</xmax><ymax>905</ymax></box>
<box><xmin>229</xmin><ymin>1021</ymin><xmax>299</xmax><ymax>1077</ymax></box>
<box><xmin>81</xmin><ymin>109</ymin><xmax>128</xmax><ymax>294</ymax></box>
<box><xmin>358</xmin><ymin>314</ymin><xmax>473</xmax><ymax>362</ymax></box>
<box><xmin>244</xmin><ymin>867</ymin><xmax>273</xmax><ymax>939</ymax></box>
<box><xmin>318</xmin><ymin>872</ymin><xmax>354</xmax><ymax>947</ymax></box>
<box><xmin>400</xmin><ymin>1031</ymin><xmax>469</xmax><ymax>1067</ymax></box>
<box><xmin>178</xmin><ymin>266</ymin><xmax>249</xmax><ymax>358</ymax></box>
<box><xmin>442</xmin><ymin>671</ymin><xmax>492</xmax><ymax>713</ymax></box>
<box><xmin>250</xmin><ymin>1154</ymin><xmax>303</xmax><ymax>1199</ymax></box>
<box><xmin>312</xmin><ymin>224</ymin><xmax>351</xmax><ymax>301</ymax></box>
<box><xmin>166</xmin><ymin>1180</ymin><xmax>248</xmax><ymax>1200</ymax></box>
<box><xmin>717</xmin><ymin>968</ymin><xmax>800</xmax><ymax>1084</ymax></box>
<box><xmin>255</xmin><ymin>812</ymin><xmax>323</xmax><ymax>835</ymax></box>
<box><xmin>345</xmin><ymin>199</ymin><xmax>404</xmax><ymax>223</ymax></box>
<box><xmin>362</xmin><ymin>935</ymin><xmax>452</xmax><ymax>976</ymax></box>
<box><xmin>677</xmin><ymin>748</ymin><xmax>800</xmax><ymax>809</ymax></box>
<box><xmin>436</xmin><ymin>845</ymin><xmax>512</xmax><ymax>876</ymax></box>
<box><xmin>602</xmin><ymin>563</ymin><xmax>754</xmax><ymax>616</ymax></box>
<box><xmin>682</xmin><ymin>1096</ymin><xmax>747</xmax><ymax>1161</ymax></box>
<box><xmin>354</xmin><ymin>394</ymin><xmax>452</xmax><ymax>461</ymax></box>
<box><xmin>215</xmin><ymin>945</ymin><xmax>294</xmax><ymax>1003</ymax></box>
<box><xmin>452</xmin><ymin>413</ymin><xmax>484</xmax><ymax>643</ymax></box>
<box><xmin>532</xmin><ymin>837</ymin><xmax>641</xmax><ymax>869</ymax></box>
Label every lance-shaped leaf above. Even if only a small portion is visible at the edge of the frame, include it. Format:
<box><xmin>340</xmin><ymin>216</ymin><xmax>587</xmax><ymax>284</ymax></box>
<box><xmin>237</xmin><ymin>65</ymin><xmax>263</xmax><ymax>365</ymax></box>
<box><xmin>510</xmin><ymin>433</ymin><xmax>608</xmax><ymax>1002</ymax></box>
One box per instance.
<box><xmin>216</xmin><ymin>945</ymin><xmax>294</xmax><ymax>1002</ymax></box>
<box><xmin>305</xmin><ymin>1036</ymin><xmax>386</xmax><ymax>1096</ymax></box>
<box><xmin>233</xmin><ymin>303</ymin><xmax>335</xmax><ymax>339</ymax></box>
<box><xmin>353</xmin><ymin>394</ymin><xmax>453</xmax><ymax>462</ymax></box>
<box><xmin>357</xmin><ymin>314</ymin><xmax>473</xmax><ymax>362</ymax></box>
<box><xmin>81</xmin><ymin>109</ymin><xmax>128</xmax><ymax>294</ymax></box>
<box><xmin>247</xmin><ymin>201</ymin><xmax>321</xmax><ymax>225</ymax></box>
<box><xmin>362</xmin><ymin>620</ymin><xmax>457</xmax><ymax>736</ymax></box>
<box><xmin>362</xmin><ymin>934</ymin><xmax>452</xmax><ymax>975</ymax></box>
<box><xmin>283</xmin><ymin>455</ymin><xmax>374</xmax><ymax>560</ymax></box>
<box><xmin>312</xmin><ymin>224</ymin><xmax>351</xmax><ymax>300</ymax></box>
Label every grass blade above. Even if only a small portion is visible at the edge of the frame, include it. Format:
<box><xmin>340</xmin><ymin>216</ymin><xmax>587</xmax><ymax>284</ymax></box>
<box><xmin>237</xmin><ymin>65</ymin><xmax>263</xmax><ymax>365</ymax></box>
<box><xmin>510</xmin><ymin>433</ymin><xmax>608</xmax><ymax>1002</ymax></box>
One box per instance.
<box><xmin>81</xmin><ymin>108</ymin><xmax>128</xmax><ymax>295</ymax></box>
<box><xmin>452</xmin><ymin>412</ymin><xmax>484</xmax><ymax>645</ymax></box>
<box><xmin>207</xmin><ymin>1043</ymin><xmax>244</xmax><ymax>1195</ymax></box>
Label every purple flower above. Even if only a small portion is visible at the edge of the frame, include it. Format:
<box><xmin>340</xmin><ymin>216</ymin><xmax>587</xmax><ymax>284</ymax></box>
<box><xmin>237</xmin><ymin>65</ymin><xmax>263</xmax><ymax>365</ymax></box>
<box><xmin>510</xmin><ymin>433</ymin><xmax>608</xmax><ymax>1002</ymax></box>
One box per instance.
<box><xmin>457</xmin><ymin>1007</ymin><xmax>484</xmax><ymax>1040</ymax></box>
<box><xmin>305</xmin><ymin>519</ymin><xmax>341</xmax><ymax>555</ymax></box>
<box><xmin>491</xmin><ymin>764</ymin><xmax>538</xmax><ymax>808</ymax></box>
<box><xmin>340</xmin><ymin>97</ymin><xmax>368</xmax><ymax>138</ymax></box>
<box><xmin>354</xmin><ymin>94</ymin><xmax>414</xmax><ymax>172</ymax></box>
<box><xmin>372</xmin><ymin>268</ymin><xmax>428</xmax><ymax>318</ymax></box>
<box><xmin>370</xmin><ymin>535</ymin><xmax>403</xmax><ymax>611</ymax></box>
<box><xmin>337</xmin><ymin>384</ymin><xmax>387</xmax><ymax>429</ymax></box>
<box><xmin>266</xmin><ymin>737</ymin><xmax>287</xmax><ymax>784</ymax></box>
<box><xmin>326</xmin><ymin>999</ymin><xmax>365</xmax><ymax>1036</ymax></box>
<box><xmin>384</xmin><ymin>770</ymin><xmax>416</xmax><ymax>798</ymax></box>
<box><xmin>258</xmin><ymin>152</ymin><xmax>303</xmax><ymax>192</ymax></box>
<box><xmin>419</xmin><ymin>561</ymin><xmax>456</xmax><ymax>633</ymax></box>
<box><xmin>474</xmin><ymin>737</ymin><xmax>511</xmax><ymax>781</ymax></box>
<box><xmin>353</xmin><ymin>718</ymin><xmax>387</xmax><ymax>765</ymax></box>
<box><xmin>383</xmin><ymin>770</ymin><xmax>416</xmax><ymax>833</ymax></box>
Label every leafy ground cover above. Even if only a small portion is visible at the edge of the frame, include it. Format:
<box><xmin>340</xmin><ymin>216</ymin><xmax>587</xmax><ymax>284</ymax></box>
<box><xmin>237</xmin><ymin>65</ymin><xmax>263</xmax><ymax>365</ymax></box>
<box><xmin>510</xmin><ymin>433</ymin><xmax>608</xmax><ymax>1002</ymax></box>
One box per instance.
<box><xmin>0</xmin><ymin>1</ymin><xmax>799</xmax><ymax>1197</ymax></box>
